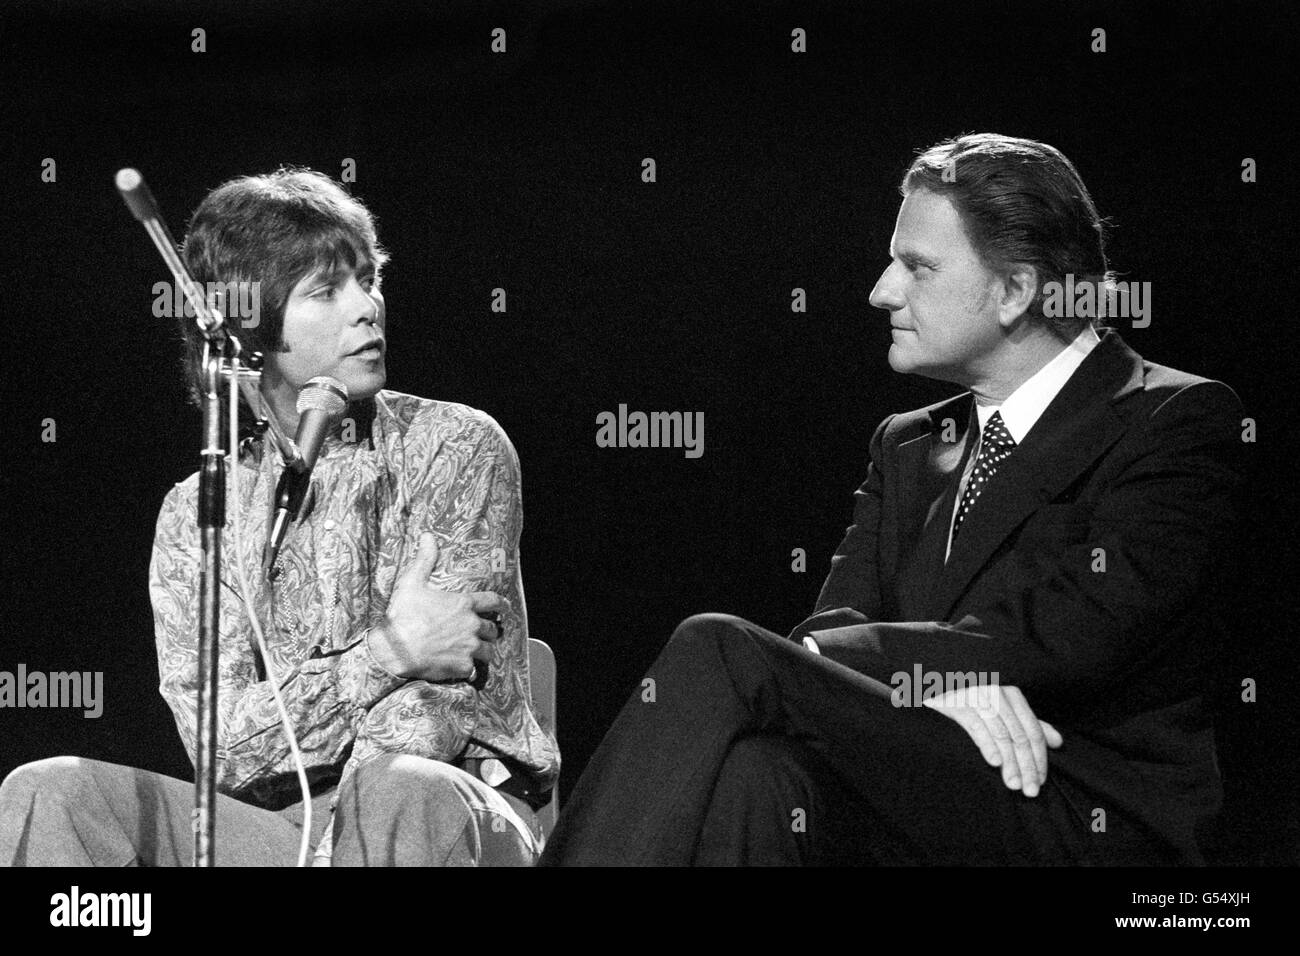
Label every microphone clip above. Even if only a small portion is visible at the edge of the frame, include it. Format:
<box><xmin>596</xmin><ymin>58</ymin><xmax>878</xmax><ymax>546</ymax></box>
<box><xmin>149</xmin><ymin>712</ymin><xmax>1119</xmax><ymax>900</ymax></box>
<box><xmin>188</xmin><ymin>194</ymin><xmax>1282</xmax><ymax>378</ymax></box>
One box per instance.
<box><xmin>262</xmin><ymin>467</ymin><xmax>314</xmax><ymax>580</ymax></box>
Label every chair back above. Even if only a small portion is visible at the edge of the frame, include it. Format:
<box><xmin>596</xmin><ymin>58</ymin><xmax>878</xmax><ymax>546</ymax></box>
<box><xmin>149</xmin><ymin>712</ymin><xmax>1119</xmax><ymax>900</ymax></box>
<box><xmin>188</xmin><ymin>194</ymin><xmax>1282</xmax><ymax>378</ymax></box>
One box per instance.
<box><xmin>527</xmin><ymin>638</ymin><xmax>558</xmax><ymax>842</ymax></box>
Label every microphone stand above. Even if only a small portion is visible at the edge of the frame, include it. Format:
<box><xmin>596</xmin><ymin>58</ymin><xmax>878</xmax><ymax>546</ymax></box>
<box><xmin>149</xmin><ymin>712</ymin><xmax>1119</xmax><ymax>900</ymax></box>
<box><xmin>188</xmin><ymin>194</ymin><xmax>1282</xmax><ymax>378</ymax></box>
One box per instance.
<box><xmin>116</xmin><ymin>169</ymin><xmax>290</xmax><ymax>866</ymax></box>
<box><xmin>194</xmin><ymin>329</ymin><xmax>228</xmax><ymax>869</ymax></box>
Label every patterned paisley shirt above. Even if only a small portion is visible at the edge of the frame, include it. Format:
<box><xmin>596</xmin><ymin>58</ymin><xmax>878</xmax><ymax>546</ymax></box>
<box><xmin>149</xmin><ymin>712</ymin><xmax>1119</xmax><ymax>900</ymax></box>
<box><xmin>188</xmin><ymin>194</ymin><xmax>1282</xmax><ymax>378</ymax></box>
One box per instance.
<box><xmin>149</xmin><ymin>390</ymin><xmax>560</xmax><ymax>818</ymax></box>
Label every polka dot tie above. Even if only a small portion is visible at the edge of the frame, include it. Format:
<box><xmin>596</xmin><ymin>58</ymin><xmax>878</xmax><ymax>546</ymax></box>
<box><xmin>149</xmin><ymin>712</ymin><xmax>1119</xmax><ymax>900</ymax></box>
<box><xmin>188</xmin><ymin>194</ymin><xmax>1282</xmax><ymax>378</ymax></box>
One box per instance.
<box><xmin>951</xmin><ymin>410</ymin><xmax>1016</xmax><ymax>543</ymax></box>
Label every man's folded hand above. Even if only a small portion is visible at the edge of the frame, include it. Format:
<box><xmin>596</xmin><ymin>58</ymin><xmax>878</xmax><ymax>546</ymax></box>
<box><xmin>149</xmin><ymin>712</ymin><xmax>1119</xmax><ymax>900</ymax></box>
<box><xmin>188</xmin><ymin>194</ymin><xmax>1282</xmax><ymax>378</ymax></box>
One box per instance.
<box><xmin>922</xmin><ymin>683</ymin><xmax>1063</xmax><ymax>797</ymax></box>
<box><xmin>369</xmin><ymin>533</ymin><xmax>507</xmax><ymax>683</ymax></box>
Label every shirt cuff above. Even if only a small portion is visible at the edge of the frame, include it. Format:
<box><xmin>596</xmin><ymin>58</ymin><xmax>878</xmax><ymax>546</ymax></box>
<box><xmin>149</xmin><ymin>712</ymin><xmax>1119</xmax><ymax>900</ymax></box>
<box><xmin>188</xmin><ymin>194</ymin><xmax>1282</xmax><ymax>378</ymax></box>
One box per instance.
<box><xmin>335</xmin><ymin>627</ymin><xmax>407</xmax><ymax>709</ymax></box>
<box><xmin>801</xmin><ymin>635</ymin><xmax>822</xmax><ymax>655</ymax></box>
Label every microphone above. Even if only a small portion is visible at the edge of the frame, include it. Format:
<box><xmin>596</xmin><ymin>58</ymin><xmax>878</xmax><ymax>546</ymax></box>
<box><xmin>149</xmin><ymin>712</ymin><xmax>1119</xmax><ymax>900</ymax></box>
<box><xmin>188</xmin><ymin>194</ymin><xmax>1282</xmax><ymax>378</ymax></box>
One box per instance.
<box><xmin>263</xmin><ymin>377</ymin><xmax>350</xmax><ymax>577</ymax></box>
<box><xmin>287</xmin><ymin>376</ymin><xmax>350</xmax><ymax>475</ymax></box>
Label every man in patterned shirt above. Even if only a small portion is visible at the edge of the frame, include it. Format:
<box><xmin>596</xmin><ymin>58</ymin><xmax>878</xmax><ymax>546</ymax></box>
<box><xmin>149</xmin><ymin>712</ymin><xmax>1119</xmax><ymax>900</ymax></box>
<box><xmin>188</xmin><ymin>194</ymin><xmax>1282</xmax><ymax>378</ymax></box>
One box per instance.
<box><xmin>0</xmin><ymin>168</ymin><xmax>559</xmax><ymax>866</ymax></box>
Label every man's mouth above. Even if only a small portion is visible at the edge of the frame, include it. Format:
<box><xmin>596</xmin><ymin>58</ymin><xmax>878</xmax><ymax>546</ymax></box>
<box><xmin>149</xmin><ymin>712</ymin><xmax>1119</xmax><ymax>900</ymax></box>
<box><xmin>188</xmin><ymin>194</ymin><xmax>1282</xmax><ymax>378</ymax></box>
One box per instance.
<box><xmin>348</xmin><ymin>338</ymin><xmax>385</xmax><ymax>358</ymax></box>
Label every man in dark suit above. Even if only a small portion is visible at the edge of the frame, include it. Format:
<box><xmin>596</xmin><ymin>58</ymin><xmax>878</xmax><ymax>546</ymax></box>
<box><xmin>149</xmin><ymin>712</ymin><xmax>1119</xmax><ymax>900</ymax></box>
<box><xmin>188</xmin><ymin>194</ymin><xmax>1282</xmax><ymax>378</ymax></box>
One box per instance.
<box><xmin>539</xmin><ymin>133</ymin><xmax>1247</xmax><ymax>866</ymax></box>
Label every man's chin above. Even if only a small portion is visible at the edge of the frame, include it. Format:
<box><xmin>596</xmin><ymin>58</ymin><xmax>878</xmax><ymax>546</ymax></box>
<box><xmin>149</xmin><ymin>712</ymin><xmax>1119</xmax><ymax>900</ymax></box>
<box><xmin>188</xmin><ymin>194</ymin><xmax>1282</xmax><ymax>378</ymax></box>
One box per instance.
<box><xmin>888</xmin><ymin>347</ymin><xmax>951</xmax><ymax>383</ymax></box>
<box><xmin>341</xmin><ymin>368</ymin><xmax>386</xmax><ymax>402</ymax></box>
<box><xmin>886</xmin><ymin>344</ymin><xmax>920</xmax><ymax>374</ymax></box>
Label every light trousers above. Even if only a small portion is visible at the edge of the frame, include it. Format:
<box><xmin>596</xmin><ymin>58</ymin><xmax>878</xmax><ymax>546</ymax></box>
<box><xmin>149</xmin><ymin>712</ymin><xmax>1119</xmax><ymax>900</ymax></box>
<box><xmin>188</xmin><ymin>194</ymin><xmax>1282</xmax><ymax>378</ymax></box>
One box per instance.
<box><xmin>0</xmin><ymin>753</ymin><xmax>538</xmax><ymax>867</ymax></box>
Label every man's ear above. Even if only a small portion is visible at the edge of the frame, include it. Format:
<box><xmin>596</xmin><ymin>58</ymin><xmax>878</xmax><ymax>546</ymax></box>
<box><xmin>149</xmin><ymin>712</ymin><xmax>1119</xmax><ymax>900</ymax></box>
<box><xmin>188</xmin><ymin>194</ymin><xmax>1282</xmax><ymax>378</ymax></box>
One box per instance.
<box><xmin>996</xmin><ymin>263</ymin><xmax>1039</xmax><ymax>328</ymax></box>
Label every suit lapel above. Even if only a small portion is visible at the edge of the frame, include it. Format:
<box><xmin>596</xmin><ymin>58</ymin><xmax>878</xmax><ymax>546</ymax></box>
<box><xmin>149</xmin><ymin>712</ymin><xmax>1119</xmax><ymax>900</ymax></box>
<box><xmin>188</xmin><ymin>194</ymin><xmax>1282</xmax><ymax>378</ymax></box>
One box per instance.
<box><xmin>896</xmin><ymin>394</ymin><xmax>974</xmax><ymax>541</ymax></box>
<box><xmin>892</xmin><ymin>393</ymin><xmax>975</xmax><ymax>618</ymax></box>
<box><xmin>927</xmin><ymin>329</ymin><xmax>1145</xmax><ymax>620</ymax></box>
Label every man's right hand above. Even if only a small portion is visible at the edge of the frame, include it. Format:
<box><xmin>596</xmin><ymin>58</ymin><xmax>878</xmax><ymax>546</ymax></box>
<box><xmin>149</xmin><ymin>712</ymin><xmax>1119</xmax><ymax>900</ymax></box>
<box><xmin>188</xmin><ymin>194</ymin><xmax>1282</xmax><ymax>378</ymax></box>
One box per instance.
<box><xmin>367</xmin><ymin>533</ymin><xmax>506</xmax><ymax>683</ymax></box>
<box><xmin>922</xmin><ymin>682</ymin><xmax>1063</xmax><ymax>798</ymax></box>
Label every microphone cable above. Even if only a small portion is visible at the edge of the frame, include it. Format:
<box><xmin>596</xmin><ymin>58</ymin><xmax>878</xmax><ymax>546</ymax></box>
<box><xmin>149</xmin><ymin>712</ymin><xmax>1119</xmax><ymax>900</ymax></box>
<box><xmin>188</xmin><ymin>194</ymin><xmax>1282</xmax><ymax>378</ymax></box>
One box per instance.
<box><xmin>227</xmin><ymin>354</ymin><xmax>314</xmax><ymax>867</ymax></box>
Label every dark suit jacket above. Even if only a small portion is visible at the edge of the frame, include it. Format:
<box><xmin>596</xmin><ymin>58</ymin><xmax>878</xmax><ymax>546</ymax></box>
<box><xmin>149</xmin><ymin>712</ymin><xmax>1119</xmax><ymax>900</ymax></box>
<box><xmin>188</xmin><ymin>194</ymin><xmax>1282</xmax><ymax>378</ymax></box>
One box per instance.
<box><xmin>788</xmin><ymin>329</ymin><xmax>1246</xmax><ymax>864</ymax></box>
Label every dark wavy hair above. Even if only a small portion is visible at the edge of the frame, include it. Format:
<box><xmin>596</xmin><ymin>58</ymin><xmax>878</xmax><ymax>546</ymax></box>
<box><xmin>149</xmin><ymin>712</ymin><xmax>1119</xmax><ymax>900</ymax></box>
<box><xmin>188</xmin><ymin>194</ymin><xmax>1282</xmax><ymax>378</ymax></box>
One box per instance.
<box><xmin>902</xmin><ymin>133</ymin><xmax>1113</xmax><ymax>336</ymax></box>
<box><xmin>176</xmin><ymin>167</ymin><xmax>389</xmax><ymax>403</ymax></box>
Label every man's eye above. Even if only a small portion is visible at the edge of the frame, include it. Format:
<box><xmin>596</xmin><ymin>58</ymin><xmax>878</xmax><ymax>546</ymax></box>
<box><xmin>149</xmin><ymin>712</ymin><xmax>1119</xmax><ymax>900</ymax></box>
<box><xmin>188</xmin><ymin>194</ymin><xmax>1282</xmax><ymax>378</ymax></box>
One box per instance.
<box><xmin>315</xmin><ymin>286</ymin><xmax>337</xmax><ymax>299</ymax></box>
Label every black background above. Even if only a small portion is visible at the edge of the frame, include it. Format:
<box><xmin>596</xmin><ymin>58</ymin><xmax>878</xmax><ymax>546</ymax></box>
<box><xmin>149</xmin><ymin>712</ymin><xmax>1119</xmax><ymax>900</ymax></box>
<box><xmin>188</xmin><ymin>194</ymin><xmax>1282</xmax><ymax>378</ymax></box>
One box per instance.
<box><xmin>2</xmin><ymin>0</ymin><xmax>1296</xmax><ymax>864</ymax></box>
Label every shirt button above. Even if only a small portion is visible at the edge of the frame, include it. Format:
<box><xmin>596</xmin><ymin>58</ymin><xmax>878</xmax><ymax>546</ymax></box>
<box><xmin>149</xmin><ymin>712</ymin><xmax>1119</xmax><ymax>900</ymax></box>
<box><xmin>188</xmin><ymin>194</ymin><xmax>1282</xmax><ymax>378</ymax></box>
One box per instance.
<box><xmin>323</xmin><ymin>519</ymin><xmax>337</xmax><ymax>531</ymax></box>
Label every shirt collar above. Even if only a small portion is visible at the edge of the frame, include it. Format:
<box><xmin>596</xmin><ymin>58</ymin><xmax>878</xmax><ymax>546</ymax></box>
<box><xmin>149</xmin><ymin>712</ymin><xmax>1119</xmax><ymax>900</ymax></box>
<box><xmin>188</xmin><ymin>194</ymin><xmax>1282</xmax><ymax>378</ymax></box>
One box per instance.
<box><xmin>973</xmin><ymin>324</ymin><xmax>1101</xmax><ymax>443</ymax></box>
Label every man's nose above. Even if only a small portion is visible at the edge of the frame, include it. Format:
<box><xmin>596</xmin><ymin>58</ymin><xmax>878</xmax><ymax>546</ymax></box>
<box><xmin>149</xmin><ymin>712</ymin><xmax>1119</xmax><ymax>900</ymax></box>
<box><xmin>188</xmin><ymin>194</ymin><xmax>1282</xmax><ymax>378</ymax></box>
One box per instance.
<box><xmin>346</xmin><ymin>279</ymin><xmax>380</xmax><ymax>325</ymax></box>
<box><xmin>869</xmin><ymin>265</ymin><xmax>904</xmax><ymax>312</ymax></box>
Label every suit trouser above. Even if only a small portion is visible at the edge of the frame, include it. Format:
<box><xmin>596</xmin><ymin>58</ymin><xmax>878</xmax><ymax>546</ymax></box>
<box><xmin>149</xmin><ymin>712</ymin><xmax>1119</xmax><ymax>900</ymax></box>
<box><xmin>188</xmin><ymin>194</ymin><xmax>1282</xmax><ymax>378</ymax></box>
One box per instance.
<box><xmin>0</xmin><ymin>753</ymin><xmax>537</xmax><ymax>867</ymax></box>
<box><xmin>540</xmin><ymin>613</ymin><xmax>1095</xmax><ymax>865</ymax></box>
